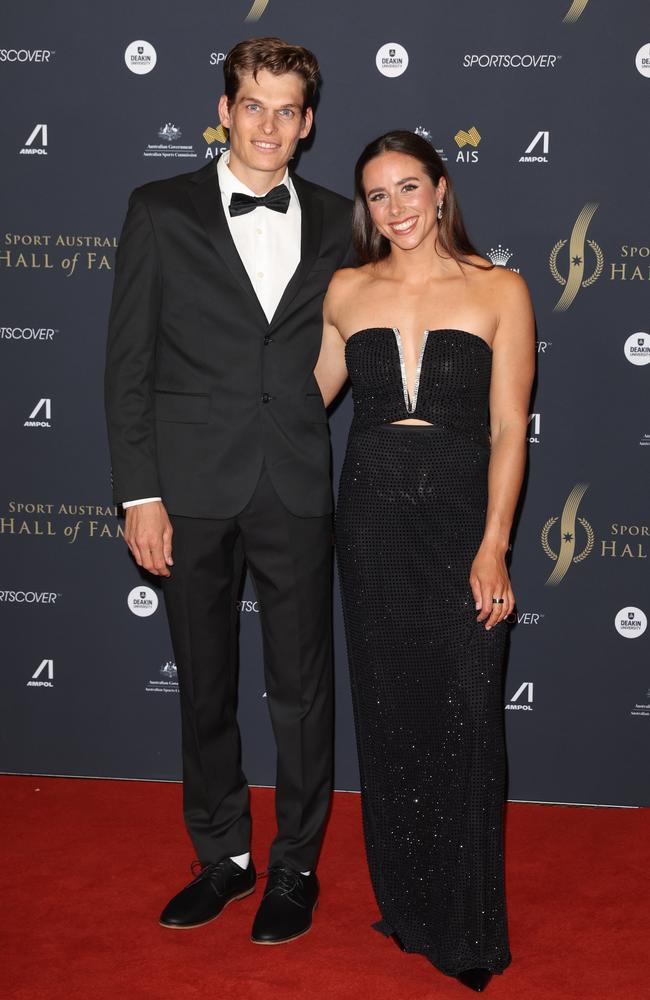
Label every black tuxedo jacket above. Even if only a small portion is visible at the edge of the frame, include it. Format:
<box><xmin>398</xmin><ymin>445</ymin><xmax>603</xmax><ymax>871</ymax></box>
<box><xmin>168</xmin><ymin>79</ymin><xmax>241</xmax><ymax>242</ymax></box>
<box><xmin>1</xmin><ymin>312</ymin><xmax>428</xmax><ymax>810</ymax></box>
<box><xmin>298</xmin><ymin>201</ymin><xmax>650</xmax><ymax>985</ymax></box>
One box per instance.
<box><xmin>105</xmin><ymin>157</ymin><xmax>353</xmax><ymax>518</ymax></box>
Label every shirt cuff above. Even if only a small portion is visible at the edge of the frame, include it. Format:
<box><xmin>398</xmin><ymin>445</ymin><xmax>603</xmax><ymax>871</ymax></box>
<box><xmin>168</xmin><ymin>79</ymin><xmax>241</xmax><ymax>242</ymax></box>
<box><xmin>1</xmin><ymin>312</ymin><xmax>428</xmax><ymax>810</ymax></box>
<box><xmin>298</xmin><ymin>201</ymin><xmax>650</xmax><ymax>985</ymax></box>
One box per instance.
<box><xmin>123</xmin><ymin>497</ymin><xmax>162</xmax><ymax>508</ymax></box>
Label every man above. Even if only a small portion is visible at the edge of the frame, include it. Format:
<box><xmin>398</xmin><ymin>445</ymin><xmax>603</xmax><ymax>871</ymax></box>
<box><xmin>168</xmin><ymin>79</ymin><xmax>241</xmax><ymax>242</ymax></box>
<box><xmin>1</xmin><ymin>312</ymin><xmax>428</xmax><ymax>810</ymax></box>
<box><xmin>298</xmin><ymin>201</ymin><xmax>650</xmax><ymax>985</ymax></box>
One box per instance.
<box><xmin>105</xmin><ymin>37</ymin><xmax>352</xmax><ymax>944</ymax></box>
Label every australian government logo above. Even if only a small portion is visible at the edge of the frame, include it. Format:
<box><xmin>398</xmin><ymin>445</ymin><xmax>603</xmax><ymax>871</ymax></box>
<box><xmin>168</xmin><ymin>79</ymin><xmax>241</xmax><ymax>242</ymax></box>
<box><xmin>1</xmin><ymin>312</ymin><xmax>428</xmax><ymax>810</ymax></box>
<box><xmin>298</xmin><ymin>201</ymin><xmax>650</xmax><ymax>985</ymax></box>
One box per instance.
<box><xmin>631</xmin><ymin>689</ymin><xmax>650</xmax><ymax>719</ymax></box>
<box><xmin>541</xmin><ymin>485</ymin><xmax>647</xmax><ymax>585</ymax></box>
<box><xmin>144</xmin><ymin>123</ymin><xmax>197</xmax><ymax>160</ymax></box>
<box><xmin>146</xmin><ymin>659</ymin><xmax>179</xmax><ymax>694</ymax></box>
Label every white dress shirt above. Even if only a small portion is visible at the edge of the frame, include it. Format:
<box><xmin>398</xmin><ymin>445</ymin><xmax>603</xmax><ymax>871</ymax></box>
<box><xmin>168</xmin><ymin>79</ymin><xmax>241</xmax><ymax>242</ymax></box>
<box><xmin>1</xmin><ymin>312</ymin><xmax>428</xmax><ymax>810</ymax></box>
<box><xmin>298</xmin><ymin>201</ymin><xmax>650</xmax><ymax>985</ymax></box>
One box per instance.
<box><xmin>217</xmin><ymin>150</ymin><xmax>301</xmax><ymax>322</ymax></box>
<box><xmin>124</xmin><ymin>151</ymin><xmax>302</xmax><ymax>509</ymax></box>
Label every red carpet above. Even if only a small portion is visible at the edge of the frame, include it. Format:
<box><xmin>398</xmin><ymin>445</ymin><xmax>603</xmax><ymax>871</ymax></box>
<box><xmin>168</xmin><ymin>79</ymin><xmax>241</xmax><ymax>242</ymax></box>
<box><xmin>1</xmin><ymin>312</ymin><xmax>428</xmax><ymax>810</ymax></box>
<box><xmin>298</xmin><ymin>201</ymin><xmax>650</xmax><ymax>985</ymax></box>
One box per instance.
<box><xmin>2</xmin><ymin>777</ymin><xmax>648</xmax><ymax>1000</ymax></box>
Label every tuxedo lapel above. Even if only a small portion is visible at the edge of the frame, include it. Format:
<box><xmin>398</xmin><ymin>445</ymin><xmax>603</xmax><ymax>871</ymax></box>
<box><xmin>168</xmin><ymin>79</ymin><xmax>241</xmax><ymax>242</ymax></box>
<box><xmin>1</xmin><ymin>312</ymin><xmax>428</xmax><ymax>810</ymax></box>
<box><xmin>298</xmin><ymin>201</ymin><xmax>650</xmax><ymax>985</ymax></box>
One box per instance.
<box><xmin>187</xmin><ymin>158</ymin><xmax>269</xmax><ymax>325</ymax></box>
<box><xmin>269</xmin><ymin>173</ymin><xmax>323</xmax><ymax>331</ymax></box>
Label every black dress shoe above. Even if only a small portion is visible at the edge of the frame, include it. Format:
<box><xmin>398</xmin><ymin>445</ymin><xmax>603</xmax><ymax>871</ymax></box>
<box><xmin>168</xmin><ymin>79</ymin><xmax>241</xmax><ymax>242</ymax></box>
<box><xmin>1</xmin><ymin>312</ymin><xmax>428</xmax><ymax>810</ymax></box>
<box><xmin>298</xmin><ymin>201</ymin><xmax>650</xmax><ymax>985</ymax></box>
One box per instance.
<box><xmin>456</xmin><ymin>968</ymin><xmax>493</xmax><ymax>992</ymax></box>
<box><xmin>160</xmin><ymin>857</ymin><xmax>256</xmax><ymax>928</ymax></box>
<box><xmin>251</xmin><ymin>865</ymin><xmax>319</xmax><ymax>944</ymax></box>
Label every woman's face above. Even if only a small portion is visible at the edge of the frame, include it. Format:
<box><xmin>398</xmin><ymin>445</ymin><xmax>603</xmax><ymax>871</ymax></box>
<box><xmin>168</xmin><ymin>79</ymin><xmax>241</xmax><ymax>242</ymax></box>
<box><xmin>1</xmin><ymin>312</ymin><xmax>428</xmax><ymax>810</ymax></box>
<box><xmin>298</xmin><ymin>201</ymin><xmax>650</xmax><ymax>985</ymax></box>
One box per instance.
<box><xmin>362</xmin><ymin>150</ymin><xmax>446</xmax><ymax>253</ymax></box>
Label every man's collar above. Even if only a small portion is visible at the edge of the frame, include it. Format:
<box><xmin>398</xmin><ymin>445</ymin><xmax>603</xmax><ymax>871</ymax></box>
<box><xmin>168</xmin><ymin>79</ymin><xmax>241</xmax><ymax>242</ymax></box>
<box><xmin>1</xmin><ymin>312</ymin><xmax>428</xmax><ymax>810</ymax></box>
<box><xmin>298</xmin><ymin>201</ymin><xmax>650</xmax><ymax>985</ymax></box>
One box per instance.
<box><xmin>217</xmin><ymin>149</ymin><xmax>293</xmax><ymax>199</ymax></box>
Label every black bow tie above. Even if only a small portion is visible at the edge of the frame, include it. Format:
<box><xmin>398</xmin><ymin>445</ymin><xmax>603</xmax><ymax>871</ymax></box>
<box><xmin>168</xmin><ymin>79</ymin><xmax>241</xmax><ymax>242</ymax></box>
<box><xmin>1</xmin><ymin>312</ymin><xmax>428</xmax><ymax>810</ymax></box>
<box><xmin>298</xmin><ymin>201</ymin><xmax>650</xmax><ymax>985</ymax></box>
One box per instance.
<box><xmin>228</xmin><ymin>184</ymin><xmax>290</xmax><ymax>217</ymax></box>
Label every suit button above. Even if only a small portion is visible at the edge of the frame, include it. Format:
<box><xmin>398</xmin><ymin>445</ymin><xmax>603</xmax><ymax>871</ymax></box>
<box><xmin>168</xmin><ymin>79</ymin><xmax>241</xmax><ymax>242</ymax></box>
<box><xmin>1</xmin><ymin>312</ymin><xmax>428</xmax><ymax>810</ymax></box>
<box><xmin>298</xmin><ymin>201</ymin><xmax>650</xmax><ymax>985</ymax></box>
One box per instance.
<box><xmin>262</xmin><ymin>392</ymin><xmax>271</xmax><ymax>403</ymax></box>
<box><xmin>263</xmin><ymin>335</ymin><xmax>273</xmax><ymax>346</ymax></box>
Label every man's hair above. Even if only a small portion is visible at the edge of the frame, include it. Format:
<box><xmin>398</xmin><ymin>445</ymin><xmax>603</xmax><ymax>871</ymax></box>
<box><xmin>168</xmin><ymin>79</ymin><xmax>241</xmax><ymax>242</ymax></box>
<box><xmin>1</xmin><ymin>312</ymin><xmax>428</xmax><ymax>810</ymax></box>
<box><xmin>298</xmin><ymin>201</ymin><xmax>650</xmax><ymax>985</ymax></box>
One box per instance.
<box><xmin>223</xmin><ymin>36</ymin><xmax>320</xmax><ymax>109</ymax></box>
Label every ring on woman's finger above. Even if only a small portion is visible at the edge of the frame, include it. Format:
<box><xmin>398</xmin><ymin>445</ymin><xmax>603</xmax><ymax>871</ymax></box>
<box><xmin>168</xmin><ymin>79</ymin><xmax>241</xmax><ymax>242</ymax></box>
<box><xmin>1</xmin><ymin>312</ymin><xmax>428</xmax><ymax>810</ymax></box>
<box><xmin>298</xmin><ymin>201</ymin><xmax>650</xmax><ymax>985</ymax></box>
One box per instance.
<box><xmin>492</xmin><ymin>597</ymin><xmax>505</xmax><ymax>604</ymax></box>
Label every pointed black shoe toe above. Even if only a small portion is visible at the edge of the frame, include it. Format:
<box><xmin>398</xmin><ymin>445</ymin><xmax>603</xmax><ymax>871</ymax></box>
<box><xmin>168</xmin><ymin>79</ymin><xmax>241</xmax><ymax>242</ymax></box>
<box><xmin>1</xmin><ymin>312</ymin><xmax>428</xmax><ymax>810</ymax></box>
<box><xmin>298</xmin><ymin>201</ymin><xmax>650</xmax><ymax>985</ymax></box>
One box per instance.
<box><xmin>160</xmin><ymin>857</ymin><xmax>256</xmax><ymax>928</ymax></box>
<box><xmin>251</xmin><ymin>865</ymin><xmax>319</xmax><ymax>944</ymax></box>
<box><xmin>456</xmin><ymin>968</ymin><xmax>493</xmax><ymax>992</ymax></box>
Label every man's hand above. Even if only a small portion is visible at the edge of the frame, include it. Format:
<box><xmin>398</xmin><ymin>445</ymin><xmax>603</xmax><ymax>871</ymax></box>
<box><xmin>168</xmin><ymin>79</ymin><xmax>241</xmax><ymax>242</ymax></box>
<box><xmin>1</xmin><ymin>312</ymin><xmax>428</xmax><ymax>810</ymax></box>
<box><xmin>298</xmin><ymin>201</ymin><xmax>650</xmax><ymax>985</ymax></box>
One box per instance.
<box><xmin>124</xmin><ymin>501</ymin><xmax>173</xmax><ymax>577</ymax></box>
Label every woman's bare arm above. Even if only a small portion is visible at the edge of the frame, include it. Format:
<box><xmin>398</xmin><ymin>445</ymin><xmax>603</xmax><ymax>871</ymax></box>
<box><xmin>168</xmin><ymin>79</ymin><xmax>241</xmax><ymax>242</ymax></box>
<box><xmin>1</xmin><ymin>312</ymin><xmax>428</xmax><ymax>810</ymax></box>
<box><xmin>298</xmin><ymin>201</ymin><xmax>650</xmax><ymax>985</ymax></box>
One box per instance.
<box><xmin>470</xmin><ymin>270</ymin><xmax>536</xmax><ymax>630</ymax></box>
<box><xmin>314</xmin><ymin>271</ymin><xmax>353</xmax><ymax>407</ymax></box>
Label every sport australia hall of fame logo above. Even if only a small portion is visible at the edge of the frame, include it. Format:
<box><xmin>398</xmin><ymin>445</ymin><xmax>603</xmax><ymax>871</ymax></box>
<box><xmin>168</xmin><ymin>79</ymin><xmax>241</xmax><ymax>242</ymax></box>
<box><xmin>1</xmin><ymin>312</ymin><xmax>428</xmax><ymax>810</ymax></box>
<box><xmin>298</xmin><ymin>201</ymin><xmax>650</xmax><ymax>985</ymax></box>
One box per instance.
<box><xmin>549</xmin><ymin>203</ymin><xmax>604</xmax><ymax>312</ymax></box>
<box><xmin>540</xmin><ymin>483</ymin><xmax>594</xmax><ymax>586</ymax></box>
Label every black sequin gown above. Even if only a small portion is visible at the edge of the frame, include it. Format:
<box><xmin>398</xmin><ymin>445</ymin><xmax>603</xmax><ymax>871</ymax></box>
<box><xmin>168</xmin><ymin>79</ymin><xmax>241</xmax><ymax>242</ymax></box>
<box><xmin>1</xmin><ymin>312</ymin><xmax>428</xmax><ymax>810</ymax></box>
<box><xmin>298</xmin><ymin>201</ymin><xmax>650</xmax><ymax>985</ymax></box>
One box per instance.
<box><xmin>336</xmin><ymin>328</ymin><xmax>511</xmax><ymax>977</ymax></box>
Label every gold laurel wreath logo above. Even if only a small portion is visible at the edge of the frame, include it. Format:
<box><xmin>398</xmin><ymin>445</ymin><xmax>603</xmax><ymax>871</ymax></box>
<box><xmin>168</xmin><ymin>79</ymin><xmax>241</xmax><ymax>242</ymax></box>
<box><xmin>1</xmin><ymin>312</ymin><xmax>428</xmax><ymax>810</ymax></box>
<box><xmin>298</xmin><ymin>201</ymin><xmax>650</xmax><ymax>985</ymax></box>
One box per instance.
<box><xmin>582</xmin><ymin>242</ymin><xmax>604</xmax><ymax>286</ymax></box>
<box><xmin>245</xmin><ymin>0</ymin><xmax>270</xmax><ymax>21</ymax></box>
<box><xmin>541</xmin><ymin>516</ymin><xmax>594</xmax><ymax>562</ymax></box>
<box><xmin>549</xmin><ymin>239</ymin><xmax>604</xmax><ymax>287</ymax></box>
<box><xmin>549</xmin><ymin>203</ymin><xmax>603</xmax><ymax>312</ymax></box>
<box><xmin>563</xmin><ymin>0</ymin><xmax>590</xmax><ymax>24</ymax></box>
<box><xmin>541</xmin><ymin>483</ymin><xmax>593</xmax><ymax>586</ymax></box>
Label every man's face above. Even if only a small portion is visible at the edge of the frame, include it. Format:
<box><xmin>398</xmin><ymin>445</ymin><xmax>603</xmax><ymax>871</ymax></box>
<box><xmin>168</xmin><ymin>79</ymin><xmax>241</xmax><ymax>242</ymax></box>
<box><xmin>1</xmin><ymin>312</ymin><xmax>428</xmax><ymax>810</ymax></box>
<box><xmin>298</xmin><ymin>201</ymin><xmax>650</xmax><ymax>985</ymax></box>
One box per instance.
<box><xmin>218</xmin><ymin>69</ymin><xmax>313</xmax><ymax>188</ymax></box>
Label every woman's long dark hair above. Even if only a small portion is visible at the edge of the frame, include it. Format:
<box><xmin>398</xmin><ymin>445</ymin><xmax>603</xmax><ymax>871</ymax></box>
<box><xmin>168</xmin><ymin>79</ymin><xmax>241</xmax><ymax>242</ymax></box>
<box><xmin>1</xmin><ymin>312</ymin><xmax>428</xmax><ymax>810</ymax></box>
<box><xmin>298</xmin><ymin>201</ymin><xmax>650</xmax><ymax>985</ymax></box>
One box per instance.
<box><xmin>353</xmin><ymin>130</ymin><xmax>490</xmax><ymax>269</ymax></box>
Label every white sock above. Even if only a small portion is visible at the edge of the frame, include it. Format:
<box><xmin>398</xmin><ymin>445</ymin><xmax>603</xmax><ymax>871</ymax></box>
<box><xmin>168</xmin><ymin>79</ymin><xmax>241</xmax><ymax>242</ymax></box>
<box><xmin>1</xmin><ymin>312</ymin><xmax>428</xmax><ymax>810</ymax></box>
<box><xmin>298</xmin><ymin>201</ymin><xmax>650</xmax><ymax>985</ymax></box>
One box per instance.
<box><xmin>230</xmin><ymin>852</ymin><xmax>250</xmax><ymax>869</ymax></box>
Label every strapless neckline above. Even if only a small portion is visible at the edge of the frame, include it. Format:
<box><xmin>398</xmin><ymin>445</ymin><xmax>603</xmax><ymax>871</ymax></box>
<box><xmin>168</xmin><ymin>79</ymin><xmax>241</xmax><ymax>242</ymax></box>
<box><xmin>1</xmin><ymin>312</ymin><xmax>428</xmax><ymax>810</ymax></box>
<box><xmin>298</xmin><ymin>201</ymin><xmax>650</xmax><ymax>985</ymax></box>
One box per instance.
<box><xmin>344</xmin><ymin>327</ymin><xmax>492</xmax><ymax>414</ymax></box>
<box><xmin>344</xmin><ymin>327</ymin><xmax>493</xmax><ymax>354</ymax></box>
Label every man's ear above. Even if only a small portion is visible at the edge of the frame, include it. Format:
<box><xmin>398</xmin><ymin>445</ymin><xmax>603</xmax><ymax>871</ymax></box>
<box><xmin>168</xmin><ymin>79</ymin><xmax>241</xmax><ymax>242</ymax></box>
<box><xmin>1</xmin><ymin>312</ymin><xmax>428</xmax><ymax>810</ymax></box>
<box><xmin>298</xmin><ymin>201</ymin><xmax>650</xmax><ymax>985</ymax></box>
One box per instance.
<box><xmin>218</xmin><ymin>94</ymin><xmax>231</xmax><ymax>129</ymax></box>
<box><xmin>299</xmin><ymin>106</ymin><xmax>314</xmax><ymax>141</ymax></box>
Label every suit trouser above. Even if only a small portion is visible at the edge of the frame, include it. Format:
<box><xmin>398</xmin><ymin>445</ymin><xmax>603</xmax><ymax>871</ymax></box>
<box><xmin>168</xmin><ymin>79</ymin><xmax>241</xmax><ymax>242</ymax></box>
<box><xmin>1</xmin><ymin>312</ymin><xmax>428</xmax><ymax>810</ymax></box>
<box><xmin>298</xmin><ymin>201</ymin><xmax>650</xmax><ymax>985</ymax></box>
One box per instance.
<box><xmin>162</xmin><ymin>465</ymin><xmax>334</xmax><ymax>872</ymax></box>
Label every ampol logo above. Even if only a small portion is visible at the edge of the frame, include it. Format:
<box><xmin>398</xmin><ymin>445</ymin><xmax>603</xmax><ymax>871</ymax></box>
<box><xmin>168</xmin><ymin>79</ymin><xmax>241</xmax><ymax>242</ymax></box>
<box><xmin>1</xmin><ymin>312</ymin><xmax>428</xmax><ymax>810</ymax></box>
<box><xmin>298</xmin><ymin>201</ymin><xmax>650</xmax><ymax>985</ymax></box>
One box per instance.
<box><xmin>20</xmin><ymin>123</ymin><xmax>47</xmax><ymax>156</ymax></box>
<box><xmin>24</xmin><ymin>397</ymin><xmax>51</xmax><ymax>428</ymax></box>
<box><xmin>27</xmin><ymin>658</ymin><xmax>54</xmax><ymax>688</ymax></box>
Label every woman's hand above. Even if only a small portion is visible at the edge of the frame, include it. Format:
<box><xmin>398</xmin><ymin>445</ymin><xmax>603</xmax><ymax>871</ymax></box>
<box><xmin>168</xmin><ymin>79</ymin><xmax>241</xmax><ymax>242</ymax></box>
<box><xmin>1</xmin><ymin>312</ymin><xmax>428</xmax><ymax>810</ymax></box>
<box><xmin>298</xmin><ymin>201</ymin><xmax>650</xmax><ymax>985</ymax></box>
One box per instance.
<box><xmin>469</xmin><ymin>543</ymin><xmax>514</xmax><ymax>630</ymax></box>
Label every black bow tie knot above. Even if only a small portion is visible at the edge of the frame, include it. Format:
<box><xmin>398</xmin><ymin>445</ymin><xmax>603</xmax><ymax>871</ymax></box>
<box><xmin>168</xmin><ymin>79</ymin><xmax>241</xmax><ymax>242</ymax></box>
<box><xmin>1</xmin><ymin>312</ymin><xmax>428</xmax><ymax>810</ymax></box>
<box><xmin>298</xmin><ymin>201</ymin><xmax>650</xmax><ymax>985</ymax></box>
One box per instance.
<box><xmin>229</xmin><ymin>184</ymin><xmax>291</xmax><ymax>217</ymax></box>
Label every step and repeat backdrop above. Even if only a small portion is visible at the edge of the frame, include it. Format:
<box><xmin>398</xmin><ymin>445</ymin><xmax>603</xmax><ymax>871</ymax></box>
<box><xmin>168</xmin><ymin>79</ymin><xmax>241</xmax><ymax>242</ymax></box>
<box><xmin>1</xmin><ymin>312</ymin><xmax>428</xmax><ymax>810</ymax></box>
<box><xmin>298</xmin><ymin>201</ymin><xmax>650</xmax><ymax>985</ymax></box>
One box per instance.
<box><xmin>1</xmin><ymin>1</ymin><xmax>648</xmax><ymax>807</ymax></box>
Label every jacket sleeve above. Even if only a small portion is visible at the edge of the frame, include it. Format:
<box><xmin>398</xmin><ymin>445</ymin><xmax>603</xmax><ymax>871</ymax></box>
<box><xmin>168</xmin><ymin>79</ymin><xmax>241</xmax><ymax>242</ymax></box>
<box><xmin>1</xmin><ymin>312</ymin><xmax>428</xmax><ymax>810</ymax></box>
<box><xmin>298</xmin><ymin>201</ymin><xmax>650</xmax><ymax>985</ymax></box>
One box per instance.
<box><xmin>340</xmin><ymin>236</ymin><xmax>358</xmax><ymax>269</ymax></box>
<box><xmin>104</xmin><ymin>190</ymin><xmax>162</xmax><ymax>504</ymax></box>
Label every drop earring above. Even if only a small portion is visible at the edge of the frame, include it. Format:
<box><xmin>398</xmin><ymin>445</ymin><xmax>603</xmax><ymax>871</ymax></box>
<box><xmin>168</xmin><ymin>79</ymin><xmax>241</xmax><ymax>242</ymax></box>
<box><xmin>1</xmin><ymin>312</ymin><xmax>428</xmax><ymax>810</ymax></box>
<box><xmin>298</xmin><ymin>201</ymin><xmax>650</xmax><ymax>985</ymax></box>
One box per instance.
<box><xmin>437</xmin><ymin>201</ymin><xmax>443</xmax><ymax>221</ymax></box>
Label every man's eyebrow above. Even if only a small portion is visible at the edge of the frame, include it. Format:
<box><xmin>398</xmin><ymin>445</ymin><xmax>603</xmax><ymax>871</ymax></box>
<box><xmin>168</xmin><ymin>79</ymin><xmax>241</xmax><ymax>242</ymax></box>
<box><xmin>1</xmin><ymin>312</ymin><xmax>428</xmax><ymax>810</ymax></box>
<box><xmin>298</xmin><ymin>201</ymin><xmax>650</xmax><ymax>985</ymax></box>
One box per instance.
<box><xmin>239</xmin><ymin>96</ymin><xmax>301</xmax><ymax>109</ymax></box>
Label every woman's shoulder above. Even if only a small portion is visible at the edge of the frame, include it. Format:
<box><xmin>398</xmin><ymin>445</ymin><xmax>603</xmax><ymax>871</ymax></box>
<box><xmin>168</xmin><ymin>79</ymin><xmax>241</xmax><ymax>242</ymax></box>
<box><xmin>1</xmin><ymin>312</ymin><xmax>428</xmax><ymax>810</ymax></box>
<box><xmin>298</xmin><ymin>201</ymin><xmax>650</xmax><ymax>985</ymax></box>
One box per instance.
<box><xmin>327</xmin><ymin>264</ymin><xmax>374</xmax><ymax>302</ymax></box>
<box><xmin>464</xmin><ymin>256</ymin><xmax>530</xmax><ymax>297</ymax></box>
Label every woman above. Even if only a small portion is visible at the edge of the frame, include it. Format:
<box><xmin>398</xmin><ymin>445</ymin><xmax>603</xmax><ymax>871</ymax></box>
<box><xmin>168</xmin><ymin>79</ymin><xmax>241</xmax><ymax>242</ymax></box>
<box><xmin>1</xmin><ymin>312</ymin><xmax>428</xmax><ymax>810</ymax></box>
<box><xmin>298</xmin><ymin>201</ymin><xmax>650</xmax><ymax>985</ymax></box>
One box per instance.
<box><xmin>315</xmin><ymin>132</ymin><xmax>534</xmax><ymax>992</ymax></box>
